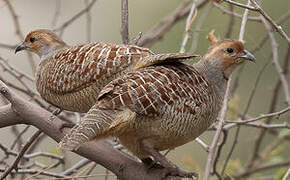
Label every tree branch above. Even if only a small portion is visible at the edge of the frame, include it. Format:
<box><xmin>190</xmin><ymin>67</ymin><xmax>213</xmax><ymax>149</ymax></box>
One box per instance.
<box><xmin>0</xmin><ymin>80</ymin><xmax>184</xmax><ymax>180</ymax></box>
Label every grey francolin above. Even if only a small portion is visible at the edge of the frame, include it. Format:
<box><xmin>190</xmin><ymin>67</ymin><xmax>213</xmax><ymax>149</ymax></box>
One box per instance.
<box><xmin>59</xmin><ymin>36</ymin><xmax>255</xmax><ymax>178</ymax></box>
<box><xmin>15</xmin><ymin>29</ymin><xmax>196</xmax><ymax>112</ymax></box>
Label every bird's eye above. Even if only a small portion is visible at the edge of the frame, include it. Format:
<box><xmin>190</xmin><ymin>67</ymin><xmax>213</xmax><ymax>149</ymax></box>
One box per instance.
<box><xmin>226</xmin><ymin>48</ymin><xmax>234</xmax><ymax>54</ymax></box>
<box><xmin>29</xmin><ymin>37</ymin><xmax>36</xmax><ymax>43</ymax></box>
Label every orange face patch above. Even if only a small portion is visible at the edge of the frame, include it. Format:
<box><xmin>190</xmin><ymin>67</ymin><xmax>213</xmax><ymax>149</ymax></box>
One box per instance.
<box><xmin>22</xmin><ymin>29</ymin><xmax>65</xmax><ymax>55</ymax></box>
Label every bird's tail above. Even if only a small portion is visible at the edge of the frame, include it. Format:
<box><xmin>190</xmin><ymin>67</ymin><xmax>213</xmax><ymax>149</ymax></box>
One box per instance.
<box><xmin>59</xmin><ymin>107</ymin><xmax>116</xmax><ymax>151</ymax></box>
<box><xmin>135</xmin><ymin>53</ymin><xmax>200</xmax><ymax>69</ymax></box>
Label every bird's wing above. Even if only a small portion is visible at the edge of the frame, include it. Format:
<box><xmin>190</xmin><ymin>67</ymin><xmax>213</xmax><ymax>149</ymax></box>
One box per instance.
<box><xmin>134</xmin><ymin>53</ymin><xmax>200</xmax><ymax>69</ymax></box>
<box><xmin>97</xmin><ymin>63</ymin><xmax>212</xmax><ymax>118</ymax></box>
<box><xmin>41</xmin><ymin>42</ymin><xmax>153</xmax><ymax>94</ymax></box>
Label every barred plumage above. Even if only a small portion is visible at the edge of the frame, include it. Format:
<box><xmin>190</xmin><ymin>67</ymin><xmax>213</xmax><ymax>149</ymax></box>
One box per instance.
<box><xmin>16</xmin><ymin>29</ymin><xmax>196</xmax><ymax>113</ymax></box>
<box><xmin>60</xmin><ymin>62</ymin><xmax>219</xmax><ymax>153</ymax></box>
<box><xmin>59</xmin><ymin>40</ymin><xmax>255</xmax><ymax>169</ymax></box>
<box><xmin>36</xmin><ymin>42</ymin><xmax>153</xmax><ymax>112</ymax></box>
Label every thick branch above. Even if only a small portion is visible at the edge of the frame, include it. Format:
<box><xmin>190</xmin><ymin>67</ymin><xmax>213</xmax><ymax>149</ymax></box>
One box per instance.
<box><xmin>0</xmin><ymin>81</ymin><xmax>183</xmax><ymax>180</ymax></box>
<box><xmin>0</xmin><ymin>104</ymin><xmax>22</xmax><ymax>127</ymax></box>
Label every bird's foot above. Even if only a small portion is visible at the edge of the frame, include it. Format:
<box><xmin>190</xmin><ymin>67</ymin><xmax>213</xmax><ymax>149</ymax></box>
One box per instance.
<box><xmin>162</xmin><ymin>167</ymin><xmax>198</xmax><ymax>180</ymax></box>
<box><xmin>142</xmin><ymin>157</ymin><xmax>164</xmax><ymax>169</ymax></box>
<box><xmin>140</xmin><ymin>141</ymin><xmax>198</xmax><ymax>179</ymax></box>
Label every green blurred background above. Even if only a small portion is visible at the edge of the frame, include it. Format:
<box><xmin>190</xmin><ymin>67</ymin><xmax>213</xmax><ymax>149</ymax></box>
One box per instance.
<box><xmin>0</xmin><ymin>0</ymin><xmax>289</xmax><ymax>179</ymax></box>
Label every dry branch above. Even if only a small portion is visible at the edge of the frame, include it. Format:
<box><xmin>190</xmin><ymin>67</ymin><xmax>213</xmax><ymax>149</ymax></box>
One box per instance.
<box><xmin>0</xmin><ymin>80</ymin><xmax>184</xmax><ymax>180</ymax></box>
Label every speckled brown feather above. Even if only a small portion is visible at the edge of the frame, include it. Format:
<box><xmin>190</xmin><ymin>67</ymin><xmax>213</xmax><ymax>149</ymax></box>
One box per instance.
<box><xmin>36</xmin><ymin>43</ymin><xmax>153</xmax><ymax>112</ymax></box>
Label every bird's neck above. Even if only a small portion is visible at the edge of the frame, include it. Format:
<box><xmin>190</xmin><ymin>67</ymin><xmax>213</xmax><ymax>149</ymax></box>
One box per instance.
<box><xmin>39</xmin><ymin>43</ymin><xmax>68</xmax><ymax>61</ymax></box>
<box><xmin>195</xmin><ymin>58</ymin><xmax>228</xmax><ymax>99</ymax></box>
<box><xmin>37</xmin><ymin>44</ymin><xmax>68</xmax><ymax>78</ymax></box>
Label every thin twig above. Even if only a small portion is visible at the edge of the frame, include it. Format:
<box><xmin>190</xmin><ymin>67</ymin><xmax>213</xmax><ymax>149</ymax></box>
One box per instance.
<box><xmin>226</xmin><ymin>106</ymin><xmax>290</xmax><ymax>124</ymax></box>
<box><xmin>261</xmin><ymin>17</ymin><xmax>290</xmax><ymax>106</ymax></box>
<box><xmin>213</xmin><ymin>2</ymin><xmax>260</xmax><ymax>22</ymax></box>
<box><xmin>180</xmin><ymin>1</ymin><xmax>197</xmax><ymax>53</ymax></box>
<box><xmin>195</xmin><ymin>137</ymin><xmax>209</xmax><ymax>152</ymax></box>
<box><xmin>237</xmin><ymin>122</ymin><xmax>290</xmax><ymax>129</ymax></box>
<box><xmin>0</xmin><ymin>168</ymin><xmax>65</xmax><ymax>178</ymax></box>
<box><xmin>0</xmin><ymin>130</ymin><xmax>42</xmax><ymax>180</ymax></box>
<box><xmin>54</xmin><ymin>0</ymin><xmax>97</xmax><ymax>36</ymax></box>
<box><xmin>225</xmin><ymin>4</ymin><xmax>235</xmax><ymax>38</ymax></box>
<box><xmin>51</xmin><ymin>0</ymin><xmax>61</xmax><ymax>28</ymax></box>
<box><xmin>212</xmin><ymin>130</ymin><xmax>227</xmax><ymax>180</ymax></box>
<box><xmin>223</xmin><ymin>0</ymin><xmax>257</xmax><ymax>11</ymax></box>
<box><xmin>235</xmin><ymin>159</ymin><xmax>290</xmax><ymax>178</ymax></box>
<box><xmin>137</xmin><ymin>0</ymin><xmax>209</xmax><ymax>47</ymax></box>
<box><xmin>10</xmin><ymin>125</ymin><xmax>31</xmax><ymax>150</ymax></box>
<box><xmin>3</xmin><ymin>0</ymin><xmax>35</xmax><ymax>73</ymax></box>
<box><xmin>250</xmin><ymin>0</ymin><xmax>290</xmax><ymax>43</ymax></box>
<box><xmin>238</xmin><ymin>0</ymin><xmax>251</xmax><ymax>41</ymax></box>
<box><xmin>204</xmin><ymin>77</ymin><xmax>232</xmax><ymax>180</ymax></box>
<box><xmin>216</xmin><ymin>0</ymin><xmax>250</xmax><ymax>177</ymax></box>
<box><xmin>247</xmin><ymin>44</ymin><xmax>290</xmax><ymax>170</ymax></box>
<box><xmin>283</xmin><ymin>167</ymin><xmax>290</xmax><ymax>180</ymax></box>
<box><xmin>121</xmin><ymin>0</ymin><xmax>129</xmax><ymax>44</ymax></box>
<box><xmin>251</xmin><ymin>11</ymin><xmax>290</xmax><ymax>53</ymax></box>
<box><xmin>190</xmin><ymin>3</ymin><xmax>212</xmax><ymax>53</ymax></box>
<box><xmin>84</xmin><ymin>0</ymin><xmax>92</xmax><ymax>43</ymax></box>
<box><xmin>60</xmin><ymin>158</ymin><xmax>91</xmax><ymax>176</ymax></box>
<box><xmin>0</xmin><ymin>43</ymin><xmax>16</xmax><ymax>50</ymax></box>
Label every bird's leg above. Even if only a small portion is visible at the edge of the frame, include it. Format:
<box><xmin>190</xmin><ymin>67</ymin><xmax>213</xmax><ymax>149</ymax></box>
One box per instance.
<box><xmin>59</xmin><ymin>121</ymin><xmax>75</xmax><ymax>131</ymax></box>
<box><xmin>141</xmin><ymin>157</ymin><xmax>154</xmax><ymax>166</ymax></box>
<box><xmin>141</xmin><ymin>141</ymin><xmax>199</xmax><ymax>179</ymax></box>
<box><xmin>50</xmin><ymin>108</ymin><xmax>75</xmax><ymax>132</ymax></box>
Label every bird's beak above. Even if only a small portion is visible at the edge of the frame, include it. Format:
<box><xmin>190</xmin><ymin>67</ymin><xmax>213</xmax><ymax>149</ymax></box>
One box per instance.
<box><xmin>15</xmin><ymin>42</ymin><xmax>27</xmax><ymax>54</ymax></box>
<box><xmin>240</xmin><ymin>50</ymin><xmax>256</xmax><ymax>62</ymax></box>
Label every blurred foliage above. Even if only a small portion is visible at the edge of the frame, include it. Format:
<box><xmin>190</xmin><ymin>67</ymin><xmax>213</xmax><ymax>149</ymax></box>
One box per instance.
<box><xmin>181</xmin><ymin>154</ymin><xmax>200</xmax><ymax>171</ymax></box>
<box><xmin>274</xmin><ymin>168</ymin><xmax>288</xmax><ymax>180</ymax></box>
<box><xmin>223</xmin><ymin>159</ymin><xmax>242</xmax><ymax>177</ymax></box>
<box><xmin>39</xmin><ymin>146</ymin><xmax>62</xmax><ymax>166</ymax></box>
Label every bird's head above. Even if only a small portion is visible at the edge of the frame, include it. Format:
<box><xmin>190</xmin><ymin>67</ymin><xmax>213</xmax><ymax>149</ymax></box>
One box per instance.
<box><xmin>204</xmin><ymin>39</ymin><xmax>255</xmax><ymax>79</ymax></box>
<box><xmin>15</xmin><ymin>29</ymin><xmax>67</xmax><ymax>58</ymax></box>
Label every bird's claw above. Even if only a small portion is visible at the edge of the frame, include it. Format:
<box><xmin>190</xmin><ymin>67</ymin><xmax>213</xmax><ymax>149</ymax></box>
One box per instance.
<box><xmin>142</xmin><ymin>157</ymin><xmax>164</xmax><ymax>170</ymax></box>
